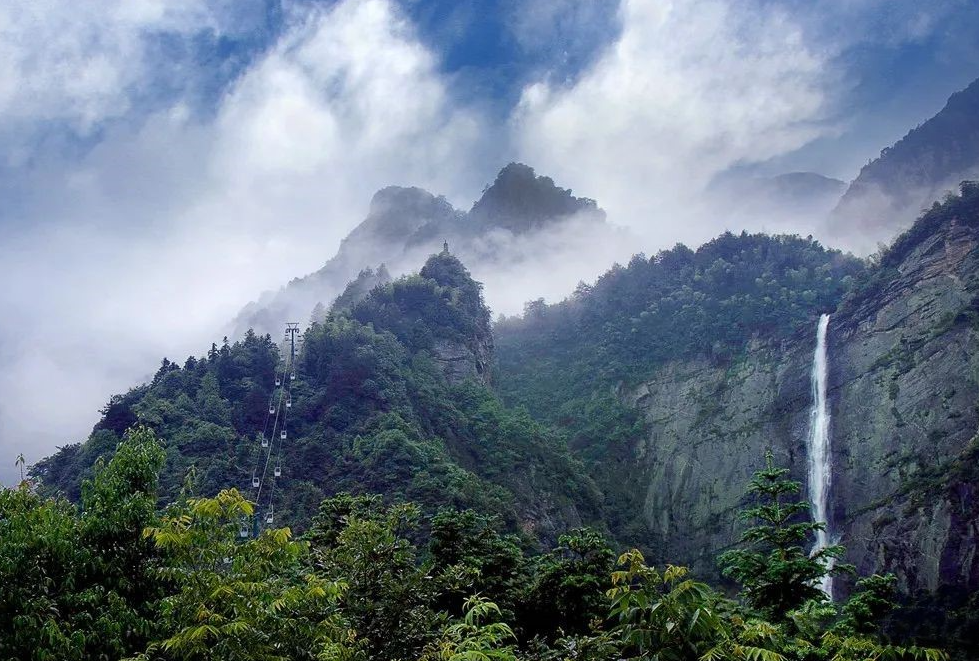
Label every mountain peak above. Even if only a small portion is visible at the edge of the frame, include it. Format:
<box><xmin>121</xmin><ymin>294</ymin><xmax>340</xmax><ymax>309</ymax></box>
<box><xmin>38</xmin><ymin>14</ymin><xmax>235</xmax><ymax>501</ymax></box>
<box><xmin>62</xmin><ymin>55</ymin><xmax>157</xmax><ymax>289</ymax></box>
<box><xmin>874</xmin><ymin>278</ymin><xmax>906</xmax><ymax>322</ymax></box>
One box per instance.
<box><xmin>348</xmin><ymin>186</ymin><xmax>459</xmax><ymax>246</ymax></box>
<box><xmin>468</xmin><ymin>162</ymin><xmax>605</xmax><ymax>232</ymax></box>
<box><xmin>368</xmin><ymin>186</ymin><xmax>442</xmax><ymax>215</ymax></box>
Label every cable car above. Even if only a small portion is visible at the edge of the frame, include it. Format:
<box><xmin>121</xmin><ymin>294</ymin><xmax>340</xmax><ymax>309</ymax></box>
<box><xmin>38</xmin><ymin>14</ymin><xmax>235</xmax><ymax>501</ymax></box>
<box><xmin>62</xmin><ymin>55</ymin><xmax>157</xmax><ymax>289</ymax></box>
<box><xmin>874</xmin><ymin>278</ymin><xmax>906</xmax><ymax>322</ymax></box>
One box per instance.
<box><xmin>274</xmin><ymin>466</ymin><xmax>281</xmax><ymax>477</ymax></box>
<box><xmin>266</xmin><ymin>511</ymin><xmax>274</xmax><ymax>524</ymax></box>
<box><xmin>280</xmin><ymin>430</ymin><xmax>287</xmax><ymax>439</ymax></box>
<box><xmin>286</xmin><ymin>399</ymin><xmax>292</xmax><ymax>409</ymax></box>
<box><xmin>252</xmin><ymin>476</ymin><xmax>260</xmax><ymax>488</ymax></box>
<box><xmin>290</xmin><ymin>372</ymin><xmax>296</xmax><ymax>380</ymax></box>
<box><xmin>261</xmin><ymin>436</ymin><xmax>268</xmax><ymax>448</ymax></box>
<box><xmin>239</xmin><ymin>526</ymin><xmax>248</xmax><ymax>538</ymax></box>
<box><xmin>275</xmin><ymin>377</ymin><xmax>281</xmax><ymax>386</ymax></box>
<box><xmin>269</xmin><ymin>405</ymin><xmax>275</xmax><ymax>414</ymax></box>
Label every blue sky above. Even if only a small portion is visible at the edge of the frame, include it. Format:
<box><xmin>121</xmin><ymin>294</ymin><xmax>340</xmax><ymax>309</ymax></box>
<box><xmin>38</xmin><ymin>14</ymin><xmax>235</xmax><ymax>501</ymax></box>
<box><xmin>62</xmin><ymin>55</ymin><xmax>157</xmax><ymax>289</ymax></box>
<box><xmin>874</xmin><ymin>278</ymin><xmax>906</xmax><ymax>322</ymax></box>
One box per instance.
<box><xmin>0</xmin><ymin>0</ymin><xmax>977</xmax><ymax>481</ymax></box>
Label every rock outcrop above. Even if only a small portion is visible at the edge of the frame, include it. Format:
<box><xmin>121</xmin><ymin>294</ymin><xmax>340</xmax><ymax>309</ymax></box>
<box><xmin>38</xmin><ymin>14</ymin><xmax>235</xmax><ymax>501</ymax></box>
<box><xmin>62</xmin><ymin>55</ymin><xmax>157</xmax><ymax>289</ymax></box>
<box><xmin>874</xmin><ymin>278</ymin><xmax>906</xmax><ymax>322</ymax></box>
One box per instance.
<box><xmin>432</xmin><ymin>338</ymin><xmax>492</xmax><ymax>385</ymax></box>
<box><xmin>627</xmin><ymin>184</ymin><xmax>979</xmax><ymax>595</ymax></box>
<box><xmin>831</xmin><ymin>210</ymin><xmax>979</xmax><ymax>594</ymax></box>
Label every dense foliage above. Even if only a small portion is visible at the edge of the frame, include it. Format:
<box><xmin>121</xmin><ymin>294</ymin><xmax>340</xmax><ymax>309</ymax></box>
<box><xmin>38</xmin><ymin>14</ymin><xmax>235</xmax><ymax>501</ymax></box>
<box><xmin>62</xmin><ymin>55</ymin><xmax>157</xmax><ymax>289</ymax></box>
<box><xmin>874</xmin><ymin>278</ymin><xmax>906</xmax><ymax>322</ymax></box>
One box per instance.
<box><xmin>494</xmin><ymin>232</ymin><xmax>865</xmax><ymax>545</ymax></box>
<box><xmin>350</xmin><ymin>251</ymin><xmax>492</xmax><ymax>353</ymax></box>
<box><xmin>2</xmin><ymin>429</ymin><xmax>944</xmax><ymax>661</ymax></box>
<box><xmin>33</xmin><ymin>252</ymin><xmax>596</xmax><ymax>541</ymax></box>
<box><xmin>497</xmin><ymin>232</ymin><xmax>864</xmax><ymax>400</ymax></box>
<box><xmin>22</xmin><ymin>203</ymin><xmax>979</xmax><ymax>659</ymax></box>
<box><xmin>719</xmin><ymin>452</ymin><xmax>850</xmax><ymax>621</ymax></box>
<box><xmin>1</xmin><ymin>427</ymin><xmax>164</xmax><ymax>660</ymax></box>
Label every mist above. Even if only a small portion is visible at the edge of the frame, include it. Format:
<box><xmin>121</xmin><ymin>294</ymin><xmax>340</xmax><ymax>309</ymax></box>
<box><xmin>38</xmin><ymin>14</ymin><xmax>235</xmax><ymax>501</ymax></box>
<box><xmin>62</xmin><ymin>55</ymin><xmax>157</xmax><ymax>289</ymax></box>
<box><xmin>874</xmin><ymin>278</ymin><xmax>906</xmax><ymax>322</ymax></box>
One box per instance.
<box><xmin>2</xmin><ymin>0</ymin><xmax>977</xmax><ymax>484</ymax></box>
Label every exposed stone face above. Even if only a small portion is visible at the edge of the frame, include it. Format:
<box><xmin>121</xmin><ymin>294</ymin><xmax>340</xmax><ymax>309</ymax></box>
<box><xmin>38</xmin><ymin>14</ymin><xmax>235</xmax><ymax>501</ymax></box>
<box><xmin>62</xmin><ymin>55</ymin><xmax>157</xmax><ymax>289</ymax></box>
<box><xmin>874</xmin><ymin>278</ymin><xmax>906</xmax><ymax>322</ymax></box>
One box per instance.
<box><xmin>831</xmin><ymin>218</ymin><xmax>979</xmax><ymax>594</ymax></box>
<box><xmin>626</xmin><ymin>342</ymin><xmax>811</xmax><ymax>573</ymax></box>
<box><xmin>432</xmin><ymin>336</ymin><xmax>493</xmax><ymax>386</ymax></box>
<box><xmin>627</xmin><ymin>215</ymin><xmax>979</xmax><ymax>595</ymax></box>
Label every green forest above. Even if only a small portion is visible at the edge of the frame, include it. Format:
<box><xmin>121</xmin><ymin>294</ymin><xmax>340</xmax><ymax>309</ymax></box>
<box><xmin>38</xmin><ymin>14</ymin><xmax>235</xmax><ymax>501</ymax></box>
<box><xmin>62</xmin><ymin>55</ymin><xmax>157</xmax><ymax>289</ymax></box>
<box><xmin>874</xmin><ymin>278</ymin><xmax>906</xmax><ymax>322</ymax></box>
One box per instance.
<box><xmin>33</xmin><ymin>252</ymin><xmax>598</xmax><ymax>542</ymax></box>
<box><xmin>11</xmin><ymin>185</ymin><xmax>979</xmax><ymax>660</ymax></box>
<box><xmin>1</xmin><ymin>426</ymin><xmax>945</xmax><ymax>661</ymax></box>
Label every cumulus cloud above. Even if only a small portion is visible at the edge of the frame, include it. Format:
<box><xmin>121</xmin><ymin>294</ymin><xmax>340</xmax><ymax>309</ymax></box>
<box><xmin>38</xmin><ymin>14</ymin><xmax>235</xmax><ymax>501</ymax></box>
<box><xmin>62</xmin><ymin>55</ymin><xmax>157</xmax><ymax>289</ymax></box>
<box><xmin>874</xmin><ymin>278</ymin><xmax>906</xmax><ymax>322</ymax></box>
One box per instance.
<box><xmin>208</xmin><ymin>0</ymin><xmax>487</xmax><ymax>234</ymax></box>
<box><xmin>0</xmin><ymin>0</ymin><xmax>230</xmax><ymax>149</ymax></box>
<box><xmin>512</xmin><ymin>0</ymin><xmax>834</xmax><ymax>246</ymax></box>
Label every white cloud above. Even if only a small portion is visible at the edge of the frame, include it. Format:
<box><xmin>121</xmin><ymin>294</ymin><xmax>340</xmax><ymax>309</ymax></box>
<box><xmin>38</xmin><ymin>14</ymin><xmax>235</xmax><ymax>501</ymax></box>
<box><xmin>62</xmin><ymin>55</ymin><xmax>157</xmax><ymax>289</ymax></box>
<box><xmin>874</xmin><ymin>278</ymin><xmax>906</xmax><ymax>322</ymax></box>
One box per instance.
<box><xmin>0</xmin><ymin>0</ymin><xmax>491</xmax><ymax>483</ymax></box>
<box><xmin>1</xmin><ymin>0</ymin><xmax>974</xmax><ymax>484</ymax></box>
<box><xmin>209</xmin><ymin>0</ymin><xmax>486</xmax><ymax>229</ymax></box>
<box><xmin>0</xmin><ymin>0</ymin><xmax>222</xmax><ymax>141</ymax></box>
<box><xmin>512</xmin><ymin>0</ymin><xmax>832</xmax><ymax>247</ymax></box>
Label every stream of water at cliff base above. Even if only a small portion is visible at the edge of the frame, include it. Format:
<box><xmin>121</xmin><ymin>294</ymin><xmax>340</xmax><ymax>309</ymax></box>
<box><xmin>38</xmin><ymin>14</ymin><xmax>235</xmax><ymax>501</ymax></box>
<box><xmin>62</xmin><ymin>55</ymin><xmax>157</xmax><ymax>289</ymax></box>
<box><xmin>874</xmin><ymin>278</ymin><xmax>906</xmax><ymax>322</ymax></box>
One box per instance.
<box><xmin>807</xmin><ymin>313</ymin><xmax>834</xmax><ymax>598</ymax></box>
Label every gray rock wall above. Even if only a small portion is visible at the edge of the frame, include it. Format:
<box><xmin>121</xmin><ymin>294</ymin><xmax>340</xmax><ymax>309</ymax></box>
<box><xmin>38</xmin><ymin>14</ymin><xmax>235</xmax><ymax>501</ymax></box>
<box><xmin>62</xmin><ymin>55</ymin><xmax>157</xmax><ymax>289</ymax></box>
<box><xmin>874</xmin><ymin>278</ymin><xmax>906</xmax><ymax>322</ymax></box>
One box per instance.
<box><xmin>627</xmin><ymin>218</ymin><xmax>979</xmax><ymax>594</ymax></box>
<box><xmin>432</xmin><ymin>336</ymin><xmax>493</xmax><ymax>385</ymax></box>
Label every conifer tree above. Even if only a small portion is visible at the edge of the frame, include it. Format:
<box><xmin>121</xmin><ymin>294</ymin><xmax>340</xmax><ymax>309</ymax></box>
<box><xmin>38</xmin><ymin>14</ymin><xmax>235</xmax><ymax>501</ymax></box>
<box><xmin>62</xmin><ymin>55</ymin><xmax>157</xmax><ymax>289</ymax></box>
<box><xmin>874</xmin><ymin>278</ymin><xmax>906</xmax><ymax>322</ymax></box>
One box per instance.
<box><xmin>719</xmin><ymin>451</ymin><xmax>849</xmax><ymax>621</ymax></box>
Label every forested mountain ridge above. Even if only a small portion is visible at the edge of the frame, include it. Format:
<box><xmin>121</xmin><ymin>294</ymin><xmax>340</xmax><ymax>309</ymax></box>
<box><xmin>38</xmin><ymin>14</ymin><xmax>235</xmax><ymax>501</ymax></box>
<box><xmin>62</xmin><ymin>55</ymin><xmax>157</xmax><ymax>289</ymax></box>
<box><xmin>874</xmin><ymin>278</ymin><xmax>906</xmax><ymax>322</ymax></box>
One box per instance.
<box><xmin>830</xmin><ymin>77</ymin><xmax>979</xmax><ymax>248</ymax></box>
<box><xmin>494</xmin><ymin>228</ymin><xmax>868</xmax><ymax>549</ymax></box>
<box><xmin>495</xmin><ymin>182</ymin><xmax>979</xmax><ymax>649</ymax></box>
<box><xmin>23</xmin><ymin>166</ymin><xmax>979</xmax><ymax>655</ymax></box>
<box><xmin>34</xmin><ymin>250</ymin><xmax>600</xmax><ymax>542</ymax></box>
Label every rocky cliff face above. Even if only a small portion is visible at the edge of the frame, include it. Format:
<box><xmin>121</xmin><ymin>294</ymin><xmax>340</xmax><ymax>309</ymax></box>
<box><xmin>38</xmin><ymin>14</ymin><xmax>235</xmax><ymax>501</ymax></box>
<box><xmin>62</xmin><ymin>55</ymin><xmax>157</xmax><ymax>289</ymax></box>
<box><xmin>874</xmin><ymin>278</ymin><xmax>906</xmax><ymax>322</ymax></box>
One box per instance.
<box><xmin>432</xmin><ymin>337</ymin><xmax>492</xmax><ymax>385</ymax></box>
<box><xmin>627</xmin><ymin>190</ymin><xmax>979</xmax><ymax>595</ymax></box>
<box><xmin>831</xmin><ymin>215</ymin><xmax>979</xmax><ymax>594</ymax></box>
<box><xmin>625</xmin><ymin>340</ymin><xmax>811</xmax><ymax>572</ymax></box>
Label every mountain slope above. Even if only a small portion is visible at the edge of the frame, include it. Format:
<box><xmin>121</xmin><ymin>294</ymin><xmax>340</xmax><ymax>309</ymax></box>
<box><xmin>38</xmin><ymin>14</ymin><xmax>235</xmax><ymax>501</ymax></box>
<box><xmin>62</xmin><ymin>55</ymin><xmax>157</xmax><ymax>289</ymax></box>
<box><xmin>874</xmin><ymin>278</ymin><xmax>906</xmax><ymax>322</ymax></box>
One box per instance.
<box><xmin>495</xmin><ymin>183</ymin><xmax>979</xmax><ymax>646</ymax></box>
<box><xmin>494</xmin><ymin>231</ymin><xmax>867</xmax><ymax>547</ymax></box>
<box><xmin>34</xmin><ymin>251</ymin><xmax>600</xmax><ymax>542</ymax></box>
<box><xmin>831</xmin><ymin>78</ymin><xmax>979</xmax><ymax>248</ymax></box>
<box><xmin>707</xmin><ymin>171</ymin><xmax>846</xmax><ymax>226</ymax></box>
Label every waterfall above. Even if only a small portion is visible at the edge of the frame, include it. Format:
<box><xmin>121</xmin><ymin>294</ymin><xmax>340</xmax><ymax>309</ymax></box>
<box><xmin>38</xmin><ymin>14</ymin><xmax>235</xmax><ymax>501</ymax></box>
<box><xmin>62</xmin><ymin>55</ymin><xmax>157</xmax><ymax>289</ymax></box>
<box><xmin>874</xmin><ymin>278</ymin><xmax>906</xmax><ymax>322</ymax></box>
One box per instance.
<box><xmin>806</xmin><ymin>313</ymin><xmax>834</xmax><ymax>598</ymax></box>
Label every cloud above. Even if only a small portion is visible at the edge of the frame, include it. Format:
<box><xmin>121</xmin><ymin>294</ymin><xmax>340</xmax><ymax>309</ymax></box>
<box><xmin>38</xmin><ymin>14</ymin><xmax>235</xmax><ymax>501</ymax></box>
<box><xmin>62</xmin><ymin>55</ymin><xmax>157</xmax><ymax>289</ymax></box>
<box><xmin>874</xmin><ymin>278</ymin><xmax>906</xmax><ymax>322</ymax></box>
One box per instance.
<box><xmin>209</xmin><ymin>0</ymin><xmax>488</xmax><ymax>229</ymax></box>
<box><xmin>512</xmin><ymin>0</ymin><xmax>834</xmax><ymax>247</ymax></box>
<box><xmin>503</xmin><ymin>0</ymin><xmax>622</xmax><ymax>79</ymax></box>
<box><xmin>0</xmin><ymin>0</ymin><xmax>491</xmax><ymax>483</ymax></box>
<box><xmin>0</xmin><ymin>0</ymin><xmax>226</xmax><ymax>148</ymax></box>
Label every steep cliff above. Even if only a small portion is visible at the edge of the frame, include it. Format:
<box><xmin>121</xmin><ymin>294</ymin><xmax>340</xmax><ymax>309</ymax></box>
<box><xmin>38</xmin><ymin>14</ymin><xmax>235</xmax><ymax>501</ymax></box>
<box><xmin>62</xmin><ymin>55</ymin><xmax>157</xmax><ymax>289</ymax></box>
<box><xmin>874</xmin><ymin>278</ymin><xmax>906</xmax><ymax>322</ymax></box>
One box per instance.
<box><xmin>495</xmin><ymin>183</ymin><xmax>979</xmax><ymax>606</ymax></box>
<box><xmin>830</xmin><ymin>185</ymin><xmax>979</xmax><ymax>594</ymax></box>
<box><xmin>626</xmin><ymin>184</ymin><xmax>979</xmax><ymax>596</ymax></box>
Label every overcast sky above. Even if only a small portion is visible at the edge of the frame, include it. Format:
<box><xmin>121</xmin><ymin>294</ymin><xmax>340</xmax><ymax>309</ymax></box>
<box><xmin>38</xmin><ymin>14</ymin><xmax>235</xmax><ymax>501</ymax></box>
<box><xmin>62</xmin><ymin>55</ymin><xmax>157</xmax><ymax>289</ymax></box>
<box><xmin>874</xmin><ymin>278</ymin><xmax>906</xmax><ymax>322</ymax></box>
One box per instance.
<box><xmin>1</xmin><ymin>0</ymin><xmax>978</xmax><ymax>483</ymax></box>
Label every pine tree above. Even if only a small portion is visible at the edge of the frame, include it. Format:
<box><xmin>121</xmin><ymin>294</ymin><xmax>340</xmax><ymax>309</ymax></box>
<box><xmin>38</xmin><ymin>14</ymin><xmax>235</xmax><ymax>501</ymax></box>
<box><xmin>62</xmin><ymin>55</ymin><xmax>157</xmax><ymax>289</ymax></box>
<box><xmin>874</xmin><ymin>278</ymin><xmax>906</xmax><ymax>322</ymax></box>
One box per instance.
<box><xmin>719</xmin><ymin>451</ymin><xmax>849</xmax><ymax>621</ymax></box>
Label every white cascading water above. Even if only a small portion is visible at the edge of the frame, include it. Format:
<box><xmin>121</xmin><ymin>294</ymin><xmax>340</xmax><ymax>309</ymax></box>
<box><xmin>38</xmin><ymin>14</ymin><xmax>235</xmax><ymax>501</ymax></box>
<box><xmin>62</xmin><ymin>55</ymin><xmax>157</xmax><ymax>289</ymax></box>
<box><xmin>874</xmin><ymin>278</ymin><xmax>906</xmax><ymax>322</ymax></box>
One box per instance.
<box><xmin>806</xmin><ymin>313</ymin><xmax>835</xmax><ymax>598</ymax></box>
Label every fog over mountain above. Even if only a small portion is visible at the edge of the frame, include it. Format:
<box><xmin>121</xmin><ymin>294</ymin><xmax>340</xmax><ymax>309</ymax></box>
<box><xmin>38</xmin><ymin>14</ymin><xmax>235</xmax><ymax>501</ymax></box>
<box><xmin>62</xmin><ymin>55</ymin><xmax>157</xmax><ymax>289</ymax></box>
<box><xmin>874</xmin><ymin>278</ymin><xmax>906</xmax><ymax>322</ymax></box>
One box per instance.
<box><xmin>1</xmin><ymin>0</ymin><xmax>978</xmax><ymax>486</ymax></box>
<box><xmin>7</xmin><ymin>3</ymin><xmax>979</xmax><ymax>658</ymax></box>
<box><xmin>230</xmin><ymin>163</ymin><xmax>630</xmax><ymax>338</ymax></box>
<box><xmin>830</xmin><ymin>77</ymin><xmax>979</xmax><ymax>252</ymax></box>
